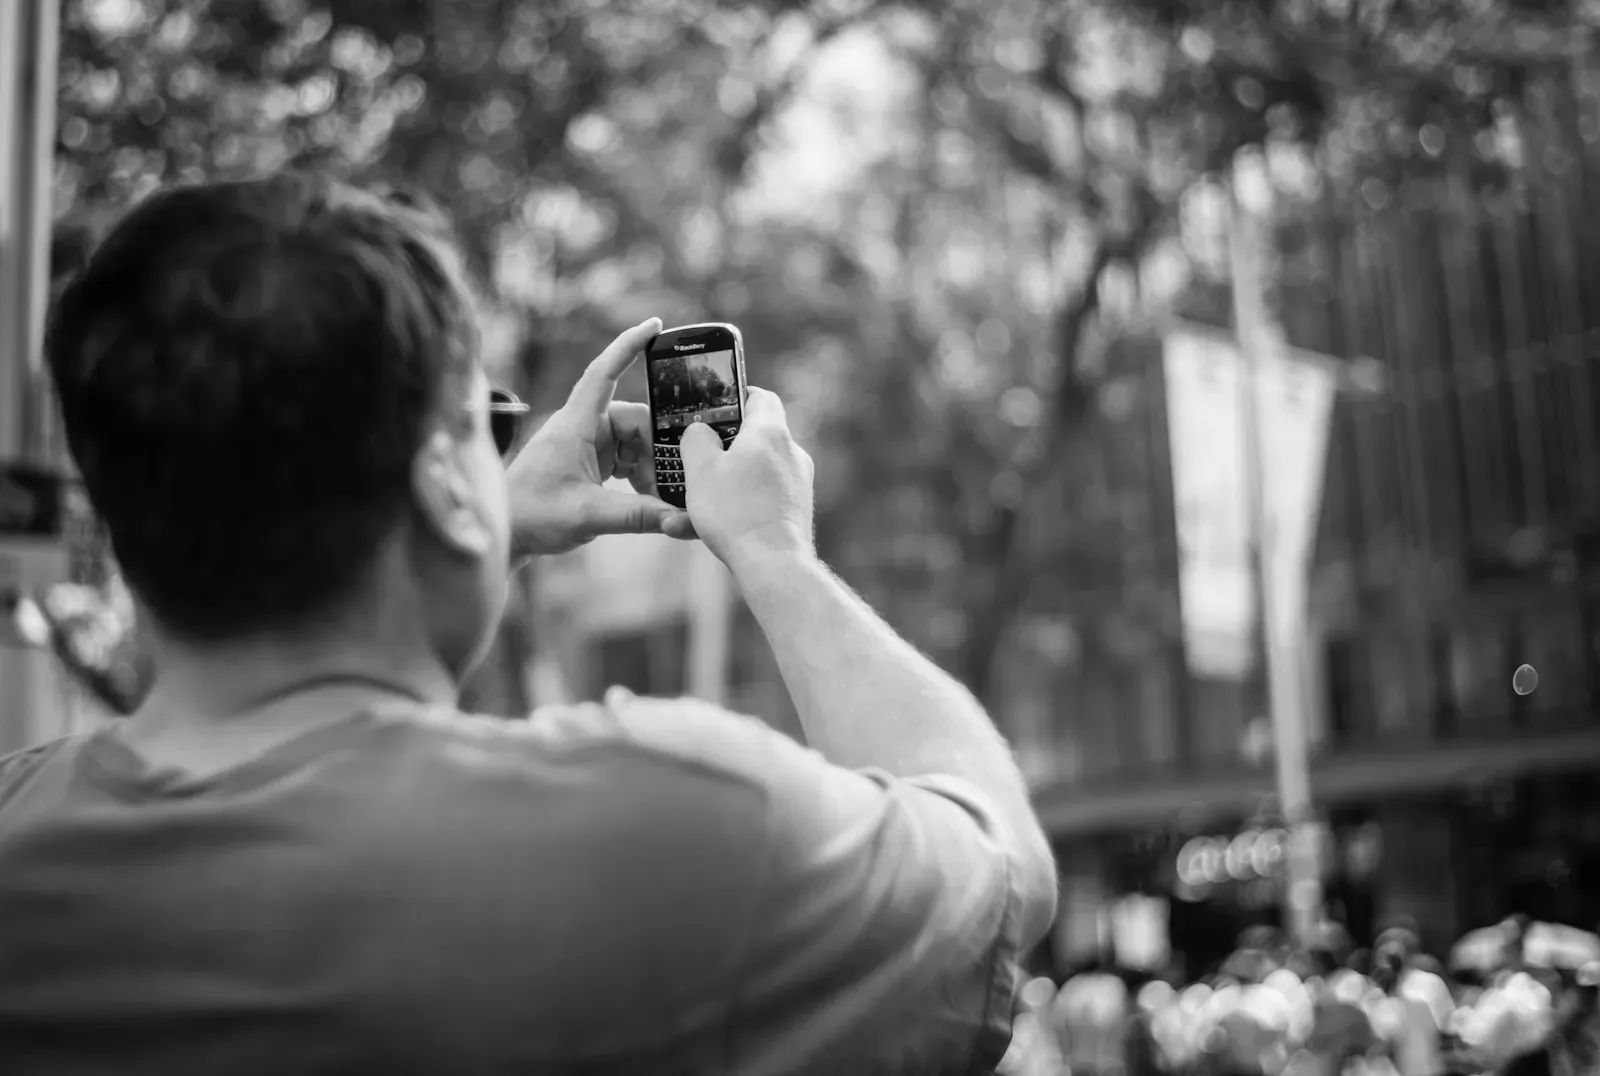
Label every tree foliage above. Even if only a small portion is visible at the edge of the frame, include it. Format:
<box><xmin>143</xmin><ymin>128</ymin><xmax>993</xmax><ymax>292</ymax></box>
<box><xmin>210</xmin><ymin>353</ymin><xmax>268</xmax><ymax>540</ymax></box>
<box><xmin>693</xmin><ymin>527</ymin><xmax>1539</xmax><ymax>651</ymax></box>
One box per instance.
<box><xmin>54</xmin><ymin>0</ymin><xmax>1594</xmax><ymax>730</ymax></box>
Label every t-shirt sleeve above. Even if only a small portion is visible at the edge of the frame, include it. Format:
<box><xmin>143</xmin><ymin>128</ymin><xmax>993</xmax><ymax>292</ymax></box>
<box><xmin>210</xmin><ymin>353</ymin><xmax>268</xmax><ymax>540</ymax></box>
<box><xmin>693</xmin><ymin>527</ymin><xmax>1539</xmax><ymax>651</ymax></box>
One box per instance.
<box><xmin>636</xmin><ymin>706</ymin><xmax>1027</xmax><ymax>1075</ymax></box>
<box><xmin>605</xmin><ymin>694</ymin><xmax>1029</xmax><ymax>1075</ymax></box>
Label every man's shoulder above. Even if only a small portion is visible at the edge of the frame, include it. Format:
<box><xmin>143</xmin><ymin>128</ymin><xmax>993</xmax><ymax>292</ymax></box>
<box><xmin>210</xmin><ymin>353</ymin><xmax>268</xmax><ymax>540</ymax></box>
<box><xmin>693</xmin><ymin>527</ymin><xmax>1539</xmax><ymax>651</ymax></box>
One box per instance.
<box><xmin>572</xmin><ymin>690</ymin><xmax>821</xmax><ymax>793</ymax></box>
<box><xmin>379</xmin><ymin>696</ymin><xmax>801</xmax><ymax>814</ymax></box>
<box><xmin>0</xmin><ymin>736</ymin><xmax>72</xmax><ymax>770</ymax></box>
<box><xmin>386</xmin><ymin>701</ymin><xmax>782</xmax><ymax>912</ymax></box>
<box><xmin>0</xmin><ymin>735</ymin><xmax>87</xmax><ymax>783</ymax></box>
<box><xmin>405</xmin><ymin>699</ymin><xmax>624</xmax><ymax>752</ymax></box>
<box><xmin>0</xmin><ymin>734</ymin><xmax>89</xmax><ymax>809</ymax></box>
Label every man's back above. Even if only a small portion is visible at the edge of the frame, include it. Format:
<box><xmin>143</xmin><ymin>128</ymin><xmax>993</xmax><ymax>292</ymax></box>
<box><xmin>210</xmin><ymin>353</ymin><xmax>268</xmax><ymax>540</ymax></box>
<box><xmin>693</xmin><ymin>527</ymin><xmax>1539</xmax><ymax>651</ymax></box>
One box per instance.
<box><xmin>23</xmin><ymin>172</ymin><xmax>1057</xmax><ymax>1075</ymax></box>
<box><xmin>0</xmin><ymin>700</ymin><xmax>1023</xmax><ymax>1075</ymax></box>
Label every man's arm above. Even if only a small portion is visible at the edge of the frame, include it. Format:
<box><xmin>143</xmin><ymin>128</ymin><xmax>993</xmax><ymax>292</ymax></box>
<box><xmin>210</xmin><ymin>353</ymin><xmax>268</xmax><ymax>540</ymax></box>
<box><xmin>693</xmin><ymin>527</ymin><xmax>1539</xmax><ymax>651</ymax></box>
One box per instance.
<box><xmin>678</xmin><ymin>386</ymin><xmax>1057</xmax><ymax>946</ymax></box>
<box><xmin>597</xmin><ymin>693</ymin><xmax>1040</xmax><ymax>1074</ymax></box>
<box><xmin>728</xmin><ymin>543</ymin><xmax>1057</xmax><ymax>946</ymax></box>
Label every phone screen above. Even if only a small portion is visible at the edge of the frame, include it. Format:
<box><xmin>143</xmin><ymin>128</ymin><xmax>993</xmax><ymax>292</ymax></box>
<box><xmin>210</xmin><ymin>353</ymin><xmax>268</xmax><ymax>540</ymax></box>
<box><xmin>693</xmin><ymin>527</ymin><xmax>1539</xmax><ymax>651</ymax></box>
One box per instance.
<box><xmin>646</xmin><ymin>325</ymin><xmax>744</xmax><ymax>508</ymax></box>
<box><xmin>646</xmin><ymin>347</ymin><xmax>742</xmax><ymax>432</ymax></box>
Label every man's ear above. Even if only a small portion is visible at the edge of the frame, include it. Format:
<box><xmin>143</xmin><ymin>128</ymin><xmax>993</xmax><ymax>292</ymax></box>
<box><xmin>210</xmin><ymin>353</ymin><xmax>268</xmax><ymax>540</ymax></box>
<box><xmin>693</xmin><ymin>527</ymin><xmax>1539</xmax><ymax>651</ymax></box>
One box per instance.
<box><xmin>411</xmin><ymin>429</ymin><xmax>493</xmax><ymax>558</ymax></box>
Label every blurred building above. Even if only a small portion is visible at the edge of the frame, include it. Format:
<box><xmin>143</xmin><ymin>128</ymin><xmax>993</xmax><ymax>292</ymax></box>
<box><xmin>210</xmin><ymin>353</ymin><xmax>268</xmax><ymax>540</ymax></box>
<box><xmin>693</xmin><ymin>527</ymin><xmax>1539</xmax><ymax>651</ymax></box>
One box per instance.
<box><xmin>1024</xmin><ymin>66</ymin><xmax>1600</xmax><ymax>973</ymax></box>
<box><xmin>528</xmin><ymin>494</ymin><xmax>801</xmax><ymax>737</ymax></box>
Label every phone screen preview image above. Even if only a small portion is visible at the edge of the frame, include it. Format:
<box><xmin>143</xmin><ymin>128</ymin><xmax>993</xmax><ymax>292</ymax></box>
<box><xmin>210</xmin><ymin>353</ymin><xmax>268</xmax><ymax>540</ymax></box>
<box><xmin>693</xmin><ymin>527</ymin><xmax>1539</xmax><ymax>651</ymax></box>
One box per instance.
<box><xmin>648</xmin><ymin>348</ymin><xmax>742</xmax><ymax>431</ymax></box>
<box><xmin>645</xmin><ymin>325</ymin><xmax>745</xmax><ymax>508</ymax></box>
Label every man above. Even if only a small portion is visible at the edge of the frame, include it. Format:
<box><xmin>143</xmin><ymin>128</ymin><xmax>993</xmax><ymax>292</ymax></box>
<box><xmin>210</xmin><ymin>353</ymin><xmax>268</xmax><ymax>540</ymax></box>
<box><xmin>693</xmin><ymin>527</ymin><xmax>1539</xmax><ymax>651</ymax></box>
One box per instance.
<box><xmin>0</xmin><ymin>174</ymin><xmax>1057</xmax><ymax>1074</ymax></box>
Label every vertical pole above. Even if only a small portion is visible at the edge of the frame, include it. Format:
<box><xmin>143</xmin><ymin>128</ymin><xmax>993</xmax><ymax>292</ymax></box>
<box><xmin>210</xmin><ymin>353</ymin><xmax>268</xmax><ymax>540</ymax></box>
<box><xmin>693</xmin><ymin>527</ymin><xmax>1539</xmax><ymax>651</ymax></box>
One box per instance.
<box><xmin>1228</xmin><ymin>155</ymin><xmax>1324</xmax><ymax>945</ymax></box>
<box><xmin>684</xmin><ymin>172</ymin><xmax>739</xmax><ymax>710</ymax></box>
<box><xmin>0</xmin><ymin>0</ymin><xmax>67</xmax><ymax>755</ymax></box>
<box><xmin>0</xmin><ymin>0</ymin><xmax>58</xmax><ymax>460</ymax></box>
<box><xmin>685</xmin><ymin>546</ymin><xmax>732</xmax><ymax>706</ymax></box>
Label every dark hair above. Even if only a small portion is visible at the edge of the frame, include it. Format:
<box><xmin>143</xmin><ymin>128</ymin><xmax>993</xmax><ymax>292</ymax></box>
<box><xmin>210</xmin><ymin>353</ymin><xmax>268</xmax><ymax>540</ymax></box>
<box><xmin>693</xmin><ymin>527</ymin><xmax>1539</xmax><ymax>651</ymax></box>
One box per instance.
<box><xmin>46</xmin><ymin>173</ymin><xmax>480</xmax><ymax>640</ymax></box>
<box><xmin>50</xmin><ymin>220</ymin><xmax>97</xmax><ymax>287</ymax></box>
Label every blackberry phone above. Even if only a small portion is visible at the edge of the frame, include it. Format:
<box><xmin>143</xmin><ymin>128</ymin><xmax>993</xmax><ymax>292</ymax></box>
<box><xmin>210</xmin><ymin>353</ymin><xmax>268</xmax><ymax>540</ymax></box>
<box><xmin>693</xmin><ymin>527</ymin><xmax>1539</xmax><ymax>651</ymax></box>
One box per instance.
<box><xmin>644</xmin><ymin>322</ymin><xmax>747</xmax><ymax>509</ymax></box>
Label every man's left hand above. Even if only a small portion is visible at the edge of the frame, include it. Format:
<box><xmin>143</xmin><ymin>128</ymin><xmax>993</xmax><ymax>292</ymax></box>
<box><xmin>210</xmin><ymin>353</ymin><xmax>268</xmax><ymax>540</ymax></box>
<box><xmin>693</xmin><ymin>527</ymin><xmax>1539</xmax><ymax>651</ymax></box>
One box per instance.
<box><xmin>506</xmin><ymin>317</ymin><xmax>695</xmax><ymax>558</ymax></box>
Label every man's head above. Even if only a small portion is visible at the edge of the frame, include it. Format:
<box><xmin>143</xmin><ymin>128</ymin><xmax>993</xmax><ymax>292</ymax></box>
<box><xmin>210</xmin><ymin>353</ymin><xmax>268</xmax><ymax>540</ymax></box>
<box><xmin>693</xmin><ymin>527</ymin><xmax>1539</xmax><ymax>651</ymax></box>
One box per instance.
<box><xmin>47</xmin><ymin>173</ymin><xmax>510</xmax><ymax>681</ymax></box>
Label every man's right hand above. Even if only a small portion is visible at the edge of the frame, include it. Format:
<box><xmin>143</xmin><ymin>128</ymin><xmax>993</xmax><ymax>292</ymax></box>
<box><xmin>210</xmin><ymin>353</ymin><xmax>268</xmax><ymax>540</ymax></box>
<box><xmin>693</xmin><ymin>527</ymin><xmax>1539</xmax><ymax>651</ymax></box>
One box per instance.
<box><xmin>676</xmin><ymin>387</ymin><xmax>816</xmax><ymax>568</ymax></box>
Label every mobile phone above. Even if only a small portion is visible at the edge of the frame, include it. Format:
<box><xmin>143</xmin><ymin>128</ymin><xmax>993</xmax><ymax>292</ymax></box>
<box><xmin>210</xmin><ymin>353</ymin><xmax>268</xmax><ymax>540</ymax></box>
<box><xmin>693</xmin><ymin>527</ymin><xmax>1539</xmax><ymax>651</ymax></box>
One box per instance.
<box><xmin>644</xmin><ymin>322</ymin><xmax>747</xmax><ymax>509</ymax></box>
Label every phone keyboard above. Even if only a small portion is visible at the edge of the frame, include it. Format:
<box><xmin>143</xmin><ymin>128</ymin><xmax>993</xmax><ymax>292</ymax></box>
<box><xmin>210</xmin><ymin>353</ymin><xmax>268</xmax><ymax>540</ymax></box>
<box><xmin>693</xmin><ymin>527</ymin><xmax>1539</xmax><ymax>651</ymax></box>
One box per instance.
<box><xmin>654</xmin><ymin>421</ymin><xmax>739</xmax><ymax>506</ymax></box>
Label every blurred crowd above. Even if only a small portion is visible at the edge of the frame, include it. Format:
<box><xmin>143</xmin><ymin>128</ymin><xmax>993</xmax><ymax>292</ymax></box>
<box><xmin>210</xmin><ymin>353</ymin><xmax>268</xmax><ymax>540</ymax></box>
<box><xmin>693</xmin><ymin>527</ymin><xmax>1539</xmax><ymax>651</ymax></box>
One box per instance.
<box><xmin>999</xmin><ymin>918</ymin><xmax>1600</xmax><ymax>1076</ymax></box>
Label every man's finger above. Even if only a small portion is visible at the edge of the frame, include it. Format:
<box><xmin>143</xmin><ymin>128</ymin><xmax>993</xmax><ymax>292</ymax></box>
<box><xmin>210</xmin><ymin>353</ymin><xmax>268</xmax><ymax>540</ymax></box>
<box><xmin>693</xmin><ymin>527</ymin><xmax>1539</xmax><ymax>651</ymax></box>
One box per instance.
<box><xmin>605</xmin><ymin>402</ymin><xmax>656</xmax><ymax>495</ymax></box>
<box><xmin>607</xmin><ymin>400</ymin><xmax>654</xmax><ymax>445</ymax></box>
<box><xmin>740</xmin><ymin>386</ymin><xmax>787</xmax><ymax>430</ymax></box>
<box><xmin>624</xmin><ymin>459</ymin><xmax>656</xmax><ymax>498</ymax></box>
<box><xmin>567</xmin><ymin>317</ymin><xmax>663</xmax><ymax>415</ymax></box>
<box><xmin>609</xmin><ymin>438</ymin><xmax>656</xmax><ymax>494</ymax></box>
<box><xmin>660</xmin><ymin>511</ymin><xmax>697</xmax><ymax>541</ymax></box>
<box><xmin>678</xmin><ymin>422</ymin><xmax>722</xmax><ymax>475</ymax></box>
<box><xmin>582</xmin><ymin>487</ymin><xmax>678</xmax><ymax>537</ymax></box>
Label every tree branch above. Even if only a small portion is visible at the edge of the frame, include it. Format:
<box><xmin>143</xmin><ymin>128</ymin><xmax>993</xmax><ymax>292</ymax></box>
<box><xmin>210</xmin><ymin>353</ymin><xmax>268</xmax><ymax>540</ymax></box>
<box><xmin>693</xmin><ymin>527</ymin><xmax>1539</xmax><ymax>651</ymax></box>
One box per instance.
<box><xmin>950</xmin><ymin>195</ymin><xmax>1166</xmax><ymax>701</ymax></box>
<box><xmin>713</xmin><ymin>0</ymin><xmax>890</xmax><ymax>181</ymax></box>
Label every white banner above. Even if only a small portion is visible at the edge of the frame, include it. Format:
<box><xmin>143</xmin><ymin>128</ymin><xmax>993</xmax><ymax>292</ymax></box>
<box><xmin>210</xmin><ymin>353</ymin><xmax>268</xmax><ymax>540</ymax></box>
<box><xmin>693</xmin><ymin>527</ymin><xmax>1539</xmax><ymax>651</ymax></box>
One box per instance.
<box><xmin>1163</xmin><ymin>325</ymin><xmax>1255</xmax><ymax>679</ymax></box>
<box><xmin>1162</xmin><ymin>321</ymin><xmax>1337</xmax><ymax>681</ymax></box>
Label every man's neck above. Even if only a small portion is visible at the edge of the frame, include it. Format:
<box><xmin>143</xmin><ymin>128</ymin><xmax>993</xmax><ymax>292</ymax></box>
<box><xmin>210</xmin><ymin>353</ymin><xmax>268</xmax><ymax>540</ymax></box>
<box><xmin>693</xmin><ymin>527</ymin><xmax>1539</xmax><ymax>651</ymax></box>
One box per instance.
<box><xmin>121</xmin><ymin>628</ymin><xmax>458</xmax><ymax>765</ymax></box>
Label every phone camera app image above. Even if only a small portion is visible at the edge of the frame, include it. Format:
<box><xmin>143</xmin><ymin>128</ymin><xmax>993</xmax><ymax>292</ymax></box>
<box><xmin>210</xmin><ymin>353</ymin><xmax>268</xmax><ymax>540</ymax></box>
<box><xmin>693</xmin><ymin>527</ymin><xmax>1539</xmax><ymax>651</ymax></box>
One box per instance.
<box><xmin>650</xmin><ymin>348</ymin><xmax>741</xmax><ymax>430</ymax></box>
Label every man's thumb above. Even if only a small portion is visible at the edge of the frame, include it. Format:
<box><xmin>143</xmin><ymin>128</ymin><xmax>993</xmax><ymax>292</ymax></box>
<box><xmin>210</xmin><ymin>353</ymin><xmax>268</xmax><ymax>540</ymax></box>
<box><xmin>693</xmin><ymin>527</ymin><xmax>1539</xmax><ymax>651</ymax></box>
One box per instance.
<box><xmin>585</xmin><ymin>488</ymin><xmax>676</xmax><ymax>536</ymax></box>
<box><xmin>677</xmin><ymin>422</ymin><xmax>722</xmax><ymax>473</ymax></box>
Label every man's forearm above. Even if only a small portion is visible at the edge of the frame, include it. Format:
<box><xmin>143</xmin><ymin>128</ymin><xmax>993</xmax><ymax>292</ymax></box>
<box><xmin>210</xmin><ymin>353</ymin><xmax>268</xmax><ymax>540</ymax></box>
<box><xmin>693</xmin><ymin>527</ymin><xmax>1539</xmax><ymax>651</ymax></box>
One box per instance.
<box><xmin>729</xmin><ymin>546</ymin><xmax>1057</xmax><ymax>933</ymax></box>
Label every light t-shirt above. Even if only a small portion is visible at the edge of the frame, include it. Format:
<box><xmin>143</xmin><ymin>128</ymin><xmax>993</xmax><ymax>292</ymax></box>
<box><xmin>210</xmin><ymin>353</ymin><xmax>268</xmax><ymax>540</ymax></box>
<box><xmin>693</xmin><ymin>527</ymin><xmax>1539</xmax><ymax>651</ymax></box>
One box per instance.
<box><xmin>0</xmin><ymin>696</ymin><xmax>1026</xmax><ymax>1075</ymax></box>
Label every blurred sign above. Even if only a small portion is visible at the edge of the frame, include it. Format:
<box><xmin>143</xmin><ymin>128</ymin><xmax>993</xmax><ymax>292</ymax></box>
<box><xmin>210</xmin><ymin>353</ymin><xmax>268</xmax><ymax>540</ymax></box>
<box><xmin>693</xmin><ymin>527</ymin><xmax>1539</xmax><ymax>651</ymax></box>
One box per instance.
<box><xmin>1176</xmin><ymin>828</ymin><xmax>1292</xmax><ymax>890</ymax></box>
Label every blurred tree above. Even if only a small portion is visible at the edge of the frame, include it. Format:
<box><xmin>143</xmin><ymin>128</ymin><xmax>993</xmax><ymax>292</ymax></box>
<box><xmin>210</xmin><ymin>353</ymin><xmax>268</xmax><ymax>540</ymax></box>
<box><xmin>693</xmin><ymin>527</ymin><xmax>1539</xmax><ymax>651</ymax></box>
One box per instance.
<box><xmin>55</xmin><ymin>0</ymin><xmax>1593</xmax><ymax>733</ymax></box>
<box><xmin>53</xmin><ymin>0</ymin><xmax>885</xmax><ymax>715</ymax></box>
<box><xmin>785</xmin><ymin>0</ymin><xmax>1596</xmax><ymax>744</ymax></box>
<box><xmin>797</xmin><ymin>1</ymin><xmax>1226</xmax><ymax>717</ymax></box>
